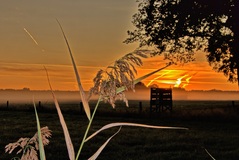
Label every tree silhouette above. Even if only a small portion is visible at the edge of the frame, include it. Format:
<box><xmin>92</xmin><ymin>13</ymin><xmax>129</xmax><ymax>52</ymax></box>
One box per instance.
<box><xmin>125</xmin><ymin>0</ymin><xmax>239</xmax><ymax>85</ymax></box>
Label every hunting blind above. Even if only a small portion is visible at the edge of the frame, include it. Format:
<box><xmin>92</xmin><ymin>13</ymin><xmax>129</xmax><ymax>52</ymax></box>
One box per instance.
<box><xmin>150</xmin><ymin>87</ymin><xmax>172</xmax><ymax>112</ymax></box>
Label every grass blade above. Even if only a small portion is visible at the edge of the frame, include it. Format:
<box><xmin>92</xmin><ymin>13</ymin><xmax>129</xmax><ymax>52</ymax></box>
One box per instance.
<box><xmin>116</xmin><ymin>63</ymin><xmax>172</xmax><ymax>93</ymax></box>
<box><xmin>33</xmin><ymin>100</ymin><xmax>46</xmax><ymax>160</ymax></box>
<box><xmin>56</xmin><ymin>19</ymin><xmax>91</xmax><ymax>121</ymax></box>
<box><xmin>85</xmin><ymin>122</ymin><xmax>188</xmax><ymax>142</ymax></box>
<box><xmin>204</xmin><ymin>148</ymin><xmax>216</xmax><ymax>160</ymax></box>
<box><xmin>88</xmin><ymin>127</ymin><xmax>122</xmax><ymax>160</ymax></box>
<box><xmin>44</xmin><ymin>66</ymin><xmax>75</xmax><ymax>160</ymax></box>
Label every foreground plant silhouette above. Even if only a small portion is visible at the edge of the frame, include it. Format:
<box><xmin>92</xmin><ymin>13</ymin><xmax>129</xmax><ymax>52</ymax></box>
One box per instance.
<box><xmin>5</xmin><ymin>21</ymin><xmax>188</xmax><ymax>160</ymax></box>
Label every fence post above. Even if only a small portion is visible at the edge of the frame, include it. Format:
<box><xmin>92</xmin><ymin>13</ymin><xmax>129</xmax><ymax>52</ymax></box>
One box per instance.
<box><xmin>80</xmin><ymin>102</ymin><xmax>83</xmax><ymax>113</ymax></box>
<box><xmin>232</xmin><ymin>101</ymin><xmax>235</xmax><ymax>109</ymax></box>
<box><xmin>139</xmin><ymin>101</ymin><xmax>142</xmax><ymax>113</ymax></box>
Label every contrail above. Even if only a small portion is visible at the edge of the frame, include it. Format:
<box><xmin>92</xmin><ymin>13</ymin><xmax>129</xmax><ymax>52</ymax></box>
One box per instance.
<box><xmin>23</xmin><ymin>28</ymin><xmax>39</xmax><ymax>46</ymax></box>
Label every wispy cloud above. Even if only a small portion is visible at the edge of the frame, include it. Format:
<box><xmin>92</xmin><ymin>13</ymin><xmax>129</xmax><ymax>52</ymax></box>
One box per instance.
<box><xmin>0</xmin><ymin>59</ymin><xmax>237</xmax><ymax>91</ymax></box>
<box><xmin>0</xmin><ymin>62</ymin><xmax>100</xmax><ymax>90</ymax></box>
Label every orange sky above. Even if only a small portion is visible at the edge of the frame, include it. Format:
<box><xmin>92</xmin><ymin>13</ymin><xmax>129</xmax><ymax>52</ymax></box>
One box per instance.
<box><xmin>0</xmin><ymin>0</ymin><xmax>238</xmax><ymax>91</ymax></box>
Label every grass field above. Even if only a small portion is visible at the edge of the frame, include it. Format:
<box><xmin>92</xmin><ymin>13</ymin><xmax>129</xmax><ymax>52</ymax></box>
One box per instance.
<box><xmin>1</xmin><ymin>100</ymin><xmax>239</xmax><ymax>160</ymax></box>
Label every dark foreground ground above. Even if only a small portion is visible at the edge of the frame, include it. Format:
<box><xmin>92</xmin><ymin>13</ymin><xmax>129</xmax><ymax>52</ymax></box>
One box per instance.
<box><xmin>0</xmin><ymin>100</ymin><xmax>239</xmax><ymax>160</ymax></box>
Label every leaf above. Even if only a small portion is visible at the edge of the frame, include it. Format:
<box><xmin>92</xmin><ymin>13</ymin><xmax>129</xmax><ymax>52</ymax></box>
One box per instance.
<box><xmin>75</xmin><ymin>97</ymin><xmax>102</xmax><ymax>160</ymax></box>
<box><xmin>33</xmin><ymin>100</ymin><xmax>46</xmax><ymax>160</ymax></box>
<box><xmin>116</xmin><ymin>62</ymin><xmax>172</xmax><ymax>93</ymax></box>
<box><xmin>88</xmin><ymin>127</ymin><xmax>122</xmax><ymax>160</ymax></box>
<box><xmin>51</xmin><ymin>93</ymin><xmax>75</xmax><ymax>160</ymax></box>
<box><xmin>44</xmin><ymin>66</ymin><xmax>75</xmax><ymax>160</ymax></box>
<box><xmin>85</xmin><ymin>122</ymin><xmax>188</xmax><ymax>142</ymax></box>
<box><xmin>56</xmin><ymin>19</ymin><xmax>91</xmax><ymax>121</ymax></box>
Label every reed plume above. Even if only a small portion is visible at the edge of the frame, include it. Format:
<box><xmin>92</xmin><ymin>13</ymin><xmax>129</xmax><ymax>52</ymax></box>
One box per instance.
<box><xmin>88</xmin><ymin>50</ymin><xmax>149</xmax><ymax>108</ymax></box>
<box><xmin>5</xmin><ymin>126</ymin><xmax>51</xmax><ymax>160</ymax></box>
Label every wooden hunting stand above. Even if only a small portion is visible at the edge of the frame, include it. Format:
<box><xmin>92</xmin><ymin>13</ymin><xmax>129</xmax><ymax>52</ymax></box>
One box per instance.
<box><xmin>150</xmin><ymin>87</ymin><xmax>172</xmax><ymax>112</ymax></box>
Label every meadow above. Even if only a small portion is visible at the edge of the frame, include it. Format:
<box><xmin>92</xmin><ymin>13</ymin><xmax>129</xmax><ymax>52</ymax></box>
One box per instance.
<box><xmin>1</xmin><ymin>100</ymin><xmax>239</xmax><ymax>160</ymax></box>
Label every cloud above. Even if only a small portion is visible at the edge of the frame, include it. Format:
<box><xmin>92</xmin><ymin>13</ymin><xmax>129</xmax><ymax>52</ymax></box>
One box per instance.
<box><xmin>0</xmin><ymin>62</ymin><xmax>102</xmax><ymax>90</ymax></box>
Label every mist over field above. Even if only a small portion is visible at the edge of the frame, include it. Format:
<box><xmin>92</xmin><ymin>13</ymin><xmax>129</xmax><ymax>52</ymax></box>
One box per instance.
<box><xmin>0</xmin><ymin>87</ymin><xmax>238</xmax><ymax>104</ymax></box>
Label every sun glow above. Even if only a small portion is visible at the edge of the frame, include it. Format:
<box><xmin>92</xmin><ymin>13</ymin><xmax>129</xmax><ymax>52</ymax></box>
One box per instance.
<box><xmin>146</xmin><ymin>71</ymin><xmax>172</xmax><ymax>87</ymax></box>
<box><xmin>146</xmin><ymin>69</ymin><xmax>197</xmax><ymax>89</ymax></box>
<box><xmin>174</xmin><ymin>75</ymin><xmax>188</xmax><ymax>88</ymax></box>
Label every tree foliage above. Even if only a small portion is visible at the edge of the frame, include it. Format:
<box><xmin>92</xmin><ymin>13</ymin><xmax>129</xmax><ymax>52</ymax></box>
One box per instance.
<box><xmin>125</xmin><ymin>0</ymin><xmax>239</xmax><ymax>84</ymax></box>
